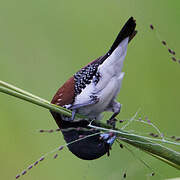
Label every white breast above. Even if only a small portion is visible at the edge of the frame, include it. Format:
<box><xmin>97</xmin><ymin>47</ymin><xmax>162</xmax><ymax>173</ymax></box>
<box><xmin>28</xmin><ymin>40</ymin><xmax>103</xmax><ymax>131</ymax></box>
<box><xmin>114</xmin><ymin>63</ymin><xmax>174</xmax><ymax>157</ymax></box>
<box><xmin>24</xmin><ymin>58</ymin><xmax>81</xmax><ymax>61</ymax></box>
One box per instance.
<box><xmin>73</xmin><ymin>37</ymin><xmax>129</xmax><ymax>119</ymax></box>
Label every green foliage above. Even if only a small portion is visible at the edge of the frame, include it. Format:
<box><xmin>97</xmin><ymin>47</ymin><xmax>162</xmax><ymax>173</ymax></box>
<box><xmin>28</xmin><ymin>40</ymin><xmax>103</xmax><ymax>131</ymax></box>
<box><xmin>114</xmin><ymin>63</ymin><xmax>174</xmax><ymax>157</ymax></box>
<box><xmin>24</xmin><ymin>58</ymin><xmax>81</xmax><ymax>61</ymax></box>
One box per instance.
<box><xmin>0</xmin><ymin>0</ymin><xmax>180</xmax><ymax>179</ymax></box>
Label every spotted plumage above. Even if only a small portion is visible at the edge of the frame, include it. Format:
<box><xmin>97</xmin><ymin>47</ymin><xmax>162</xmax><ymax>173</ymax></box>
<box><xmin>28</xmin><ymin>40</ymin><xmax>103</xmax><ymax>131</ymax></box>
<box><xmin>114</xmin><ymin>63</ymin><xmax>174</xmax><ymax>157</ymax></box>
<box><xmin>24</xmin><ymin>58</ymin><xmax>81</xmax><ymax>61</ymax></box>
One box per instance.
<box><xmin>74</xmin><ymin>59</ymin><xmax>103</xmax><ymax>95</ymax></box>
<box><xmin>50</xmin><ymin>17</ymin><xmax>137</xmax><ymax>160</ymax></box>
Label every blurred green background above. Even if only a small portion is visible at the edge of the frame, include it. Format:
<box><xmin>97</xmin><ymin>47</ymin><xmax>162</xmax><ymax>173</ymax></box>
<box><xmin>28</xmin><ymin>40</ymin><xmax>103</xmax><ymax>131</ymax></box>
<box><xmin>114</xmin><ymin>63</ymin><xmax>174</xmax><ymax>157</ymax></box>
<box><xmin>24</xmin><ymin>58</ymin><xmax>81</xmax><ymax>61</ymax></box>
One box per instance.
<box><xmin>0</xmin><ymin>0</ymin><xmax>180</xmax><ymax>179</ymax></box>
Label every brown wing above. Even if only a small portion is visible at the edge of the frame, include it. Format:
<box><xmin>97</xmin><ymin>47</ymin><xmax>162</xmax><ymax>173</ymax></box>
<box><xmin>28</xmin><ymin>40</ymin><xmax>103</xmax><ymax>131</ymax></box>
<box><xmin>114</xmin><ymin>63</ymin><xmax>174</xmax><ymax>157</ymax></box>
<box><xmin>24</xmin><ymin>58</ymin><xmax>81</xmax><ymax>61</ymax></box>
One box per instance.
<box><xmin>51</xmin><ymin>76</ymin><xmax>75</xmax><ymax>106</ymax></box>
<box><xmin>50</xmin><ymin>77</ymin><xmax>75</xmax><ymax>129</ymax></box>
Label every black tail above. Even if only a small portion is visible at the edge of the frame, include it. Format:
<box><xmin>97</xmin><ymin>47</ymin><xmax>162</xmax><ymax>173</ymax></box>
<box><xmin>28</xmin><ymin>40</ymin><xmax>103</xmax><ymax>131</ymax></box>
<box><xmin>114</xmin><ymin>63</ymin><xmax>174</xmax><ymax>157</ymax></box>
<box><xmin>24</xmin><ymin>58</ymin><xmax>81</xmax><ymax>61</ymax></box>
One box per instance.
<box><xmin>108</xmin><ymin>17</ymin><xmax>137</xmax><ymax>55</ymax></box>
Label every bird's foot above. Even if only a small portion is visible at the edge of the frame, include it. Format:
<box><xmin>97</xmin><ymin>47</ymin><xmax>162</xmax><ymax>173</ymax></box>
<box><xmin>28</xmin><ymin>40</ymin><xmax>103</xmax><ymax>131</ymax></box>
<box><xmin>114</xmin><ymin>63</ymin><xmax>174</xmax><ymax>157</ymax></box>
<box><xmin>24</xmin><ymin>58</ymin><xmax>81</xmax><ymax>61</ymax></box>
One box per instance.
<box><xmin>100</xmin><ymin>132</ymin><xmax>116</xmax><ymax>156</ymax></box>
<box><xmin>100</xmin><ymin>132</ymin><xmax>116</xmax><ymax>146</ymax></box>
<box><xmin>107</xmin><ymin>102</ymin><xmax>121</xmax><ymax>129</ymax></box>
<box><xmin>107</xmin><ymin>118</ymin><xmax>117</xmax><ymax>129</ymax></box>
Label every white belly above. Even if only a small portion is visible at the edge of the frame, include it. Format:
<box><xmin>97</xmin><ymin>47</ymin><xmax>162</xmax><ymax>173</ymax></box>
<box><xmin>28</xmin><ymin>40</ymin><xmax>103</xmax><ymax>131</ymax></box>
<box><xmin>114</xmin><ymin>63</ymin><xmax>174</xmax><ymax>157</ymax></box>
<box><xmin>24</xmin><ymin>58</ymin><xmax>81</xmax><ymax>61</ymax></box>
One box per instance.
<box><xmin>88</xmin><ymin>76</ymin><xmax>119</xmax><ymax>113</ymax></box>
<box><xmin>73</xmin><ymin>37</ymin><xmax>128</xmax><ymax>119</ymax></box>
<box><xmin>74</xmin><ymin>73</ymin><xmax>124</xmax><ymax>119</ymax></box>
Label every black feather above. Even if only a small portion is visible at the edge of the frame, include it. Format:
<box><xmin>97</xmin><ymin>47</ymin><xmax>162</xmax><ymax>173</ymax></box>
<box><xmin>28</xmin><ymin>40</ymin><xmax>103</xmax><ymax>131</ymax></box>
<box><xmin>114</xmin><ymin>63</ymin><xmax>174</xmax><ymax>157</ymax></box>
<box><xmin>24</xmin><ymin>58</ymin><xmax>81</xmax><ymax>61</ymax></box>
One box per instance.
<box><xmin>108</xmin><ymin>17</ymin><xmax>136</xmax><ymax>55</ymax></box>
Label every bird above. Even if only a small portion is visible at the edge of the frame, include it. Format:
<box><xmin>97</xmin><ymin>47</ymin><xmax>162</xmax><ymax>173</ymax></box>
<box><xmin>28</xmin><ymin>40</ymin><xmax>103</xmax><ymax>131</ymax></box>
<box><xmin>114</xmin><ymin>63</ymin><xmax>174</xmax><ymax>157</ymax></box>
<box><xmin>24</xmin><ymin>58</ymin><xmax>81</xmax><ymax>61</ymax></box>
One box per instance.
<box><xmin>50</xmin><ymin>17</ymin><xmax>137</xmax><ymax>160</ymax></box>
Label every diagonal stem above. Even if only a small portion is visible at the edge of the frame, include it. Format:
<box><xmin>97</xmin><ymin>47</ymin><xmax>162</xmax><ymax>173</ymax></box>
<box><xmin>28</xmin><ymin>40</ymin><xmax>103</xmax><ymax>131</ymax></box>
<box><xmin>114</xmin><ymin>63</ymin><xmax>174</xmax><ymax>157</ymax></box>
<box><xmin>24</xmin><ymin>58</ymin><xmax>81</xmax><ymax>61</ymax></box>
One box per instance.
<box><xmin>0</xmin><ymin>86</ymin><xmax>84</xmax><ymax>119</ymax></box>
<box><xmin>0</xmin><ymin>80</ymin><xmax>180</xmax><ymax>170</ymax></box>
<box><xmin>0</xmin><ymin>80</ymin><xmax>49</xmax><ymax>103</ymax></box>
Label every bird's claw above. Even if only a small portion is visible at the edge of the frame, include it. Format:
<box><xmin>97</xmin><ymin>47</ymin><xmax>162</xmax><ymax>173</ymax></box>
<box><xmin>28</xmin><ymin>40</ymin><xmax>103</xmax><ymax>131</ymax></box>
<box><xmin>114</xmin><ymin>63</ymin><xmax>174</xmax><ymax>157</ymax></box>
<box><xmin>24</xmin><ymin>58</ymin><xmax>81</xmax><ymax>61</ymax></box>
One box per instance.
<box><xmin>100</xmin><ymin>132</ymin><xmax>116</xmax><ymax>146</ymax></box>
<box><xmin>107</xmin><ymin>118</ymin><xmax>117</xmax><ymax>129</ymax></box>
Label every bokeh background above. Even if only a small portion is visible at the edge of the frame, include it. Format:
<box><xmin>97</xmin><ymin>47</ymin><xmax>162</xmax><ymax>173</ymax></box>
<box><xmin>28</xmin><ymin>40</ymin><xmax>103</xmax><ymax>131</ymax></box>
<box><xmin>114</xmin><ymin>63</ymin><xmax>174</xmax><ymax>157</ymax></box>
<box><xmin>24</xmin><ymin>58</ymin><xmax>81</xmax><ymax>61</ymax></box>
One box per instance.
<box><xmin>0</xmin><ymin>0</ymin><xmax>180</xmax><ymax>179</ymax></box>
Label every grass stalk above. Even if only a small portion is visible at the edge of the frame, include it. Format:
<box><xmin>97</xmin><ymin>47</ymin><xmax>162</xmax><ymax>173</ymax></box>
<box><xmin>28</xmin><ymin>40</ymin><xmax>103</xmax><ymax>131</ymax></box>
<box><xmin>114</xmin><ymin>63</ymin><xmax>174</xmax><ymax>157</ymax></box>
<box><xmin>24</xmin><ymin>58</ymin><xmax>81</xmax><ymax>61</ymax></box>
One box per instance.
<box><xmin>0</xmin><ymin>80</ymin><xmax>180</xmax><ymax>170</ymax></box>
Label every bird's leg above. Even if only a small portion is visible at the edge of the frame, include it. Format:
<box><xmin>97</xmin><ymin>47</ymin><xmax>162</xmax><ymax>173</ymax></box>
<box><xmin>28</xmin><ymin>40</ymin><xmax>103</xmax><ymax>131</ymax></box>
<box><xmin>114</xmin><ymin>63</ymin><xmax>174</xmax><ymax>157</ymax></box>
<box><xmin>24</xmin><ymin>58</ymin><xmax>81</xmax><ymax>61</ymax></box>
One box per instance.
<box><xmin>107</xmin><ymin>118</ymin><xmax>117</xmax><ymax>129</ymax></box>
<box><xmin>107</xmin><ymin>102</ymin><xmax>121</xmax><ymax>129</ymax></box>
<box><xmin>100</xmin><ymin>102</ymin><xmax>121</xmax><ymax>154</ymax></box>
<box><xmin>68</xmin><ymin>95</ymin><xmax>99</xmax><ymax>121</ymax></box>
<box><xmin>100</xmin><ymin>132</ymin><xmax>116</xmax><ymax>145</ymax></box>
<box><xmin>93</xmin><ymin>102</ymin><xmax>121</xmax><ymax>156</ymax></box>
<box><xmin>100</xmin><ymin>132</ymin><xmax>116</xmax><ymax>156</ymax></box>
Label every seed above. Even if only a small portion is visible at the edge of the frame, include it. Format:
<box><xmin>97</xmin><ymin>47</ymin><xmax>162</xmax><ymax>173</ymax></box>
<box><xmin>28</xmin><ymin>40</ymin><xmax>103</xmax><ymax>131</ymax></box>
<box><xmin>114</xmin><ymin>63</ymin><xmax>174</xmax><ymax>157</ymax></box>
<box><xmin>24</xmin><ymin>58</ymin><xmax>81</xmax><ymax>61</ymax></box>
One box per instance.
<box><xmin>28</xmin><ymin>165</ymin><xmax>33</xmax><ymax>170</ymax></box>
<box><xmin>16</xmin><ymin>175</ymin><xmax>20</xmax><ymax>179</ymax></box>
<box><xmin>172</xmin><ymin>57</ymin><xmax>177</xmax><ymax>62</ymax></box>
<box><xmin>147</xmin><ymin>120</ymin><xmax>151</xmax><ymax>124</ymax></box>
<box><xmin>172</xmin><ymin>51</ymin><xmax>176</xmax><ymax>55</ymax></box>
<box><xmin>150</xmin><ymin>24</ymin><xmax>154</xmax><ymax>30</ymax></box>
<box><xmin>168</xmin><ymin>48</ymin><xmax>172</xmax><ymax>54</ymax></box>
<box><xmin>39</xmin><ymin>157</ymin><xmax>45</xmax><ymax>161</ymax></box>
<box><xmin>119</xmin><ymin>144</ymin><xmax>123</xmax><ymax>148</ymax></box>
<box><xmin>119</xmin><ymin>120</ymin><xmax>124</xmax><ymax>123</ymax></box>
<box><xmin>48</xmin><ymin>129</ymin><xmax>54</xmax><ymax>133</ymax></box>
<box><xmin>54</xmin><ymin>154</ymin><xmax>58</xmax><ymax>159</ymax></box>
<box><xmin>58</xmin><ymin>146</ymin><xmax>64</xmax><ymax>151</ymax></box>
<box><xmin>162</xmin><ymin>41</ymin><xmax>167</xmax><ymax>46</ymax></box>
<box><xmin>22</xmin><ymin>170</ymin><xmax>27</xmax><ymax>175</ymax></box>
<box><xmin>151</xmin><ymin>172</ymin><xmax>155</xmax><ymax>176</ymax></box>
<box><xmin>123</xmin><ymin>172</ymin><xmax>126</xmax><ymax>178</ymax></box>
<box><xmin>149</xmin><ymin>133</ymin><xmax>154</xmax><ymax>137</ymax></box>
<box><xmin>34</xmin><ymin>161</ymin><xmax>39</xmax><ymax>166</ymax></box>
